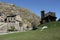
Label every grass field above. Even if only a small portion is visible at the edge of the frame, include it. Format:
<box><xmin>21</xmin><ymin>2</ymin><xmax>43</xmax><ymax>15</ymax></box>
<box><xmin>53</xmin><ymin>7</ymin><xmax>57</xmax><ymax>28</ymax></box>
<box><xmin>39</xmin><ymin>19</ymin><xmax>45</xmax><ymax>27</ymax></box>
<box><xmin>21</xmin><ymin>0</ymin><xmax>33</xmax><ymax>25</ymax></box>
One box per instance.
<box><xmin>0</xmin><ymin>22</ymin><xmax>60</xmax><ymax>40</ymax></box>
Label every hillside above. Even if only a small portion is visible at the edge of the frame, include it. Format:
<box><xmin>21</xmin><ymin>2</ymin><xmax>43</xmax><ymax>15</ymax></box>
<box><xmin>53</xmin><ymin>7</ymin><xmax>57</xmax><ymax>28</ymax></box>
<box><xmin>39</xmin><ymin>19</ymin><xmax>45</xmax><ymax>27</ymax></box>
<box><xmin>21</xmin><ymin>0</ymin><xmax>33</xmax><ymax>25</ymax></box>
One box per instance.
<box><xmin>0</xmin><ymin>2</ymin><xmax>40</xmax><ymax>27</ymax></box>
<box><xmin>0</xmin><ymin>22</ymin><xmax>60</xmax><ymax>40</ymax></box>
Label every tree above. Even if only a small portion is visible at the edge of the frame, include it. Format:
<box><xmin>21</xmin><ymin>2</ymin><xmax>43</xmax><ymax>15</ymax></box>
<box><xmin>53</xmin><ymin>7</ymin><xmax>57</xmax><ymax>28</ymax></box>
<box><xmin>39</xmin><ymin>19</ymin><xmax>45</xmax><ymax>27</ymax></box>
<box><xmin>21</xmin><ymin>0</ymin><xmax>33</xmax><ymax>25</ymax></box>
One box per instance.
<box><xmin>32</xmin><ymin>22</ymin><xmax>37</xmax><ymax>30</ymax></box>
<box><xmin>58</xmin><ymin>18</ymin><xmax>60</xmax><ymax>21</ymax></box>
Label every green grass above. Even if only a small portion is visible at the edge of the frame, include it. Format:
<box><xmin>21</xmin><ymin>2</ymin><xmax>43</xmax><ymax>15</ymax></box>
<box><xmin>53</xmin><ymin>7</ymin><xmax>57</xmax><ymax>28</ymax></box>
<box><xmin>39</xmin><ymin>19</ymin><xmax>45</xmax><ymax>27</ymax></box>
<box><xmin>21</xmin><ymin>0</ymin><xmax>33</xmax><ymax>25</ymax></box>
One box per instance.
<box><xmin>0</xmin><ymin>21</ymin><xmax>60</xmax><ymax>40</ymax></box>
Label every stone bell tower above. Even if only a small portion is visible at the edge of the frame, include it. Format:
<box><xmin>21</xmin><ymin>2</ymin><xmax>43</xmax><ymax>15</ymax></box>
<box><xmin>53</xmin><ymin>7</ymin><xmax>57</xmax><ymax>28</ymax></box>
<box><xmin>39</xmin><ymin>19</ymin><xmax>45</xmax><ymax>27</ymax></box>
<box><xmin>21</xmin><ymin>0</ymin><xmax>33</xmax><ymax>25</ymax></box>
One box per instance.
<box><xmin>41</xmin><ymin>10</ymin><xmax>45</xmax><ymax>20</ymax></box>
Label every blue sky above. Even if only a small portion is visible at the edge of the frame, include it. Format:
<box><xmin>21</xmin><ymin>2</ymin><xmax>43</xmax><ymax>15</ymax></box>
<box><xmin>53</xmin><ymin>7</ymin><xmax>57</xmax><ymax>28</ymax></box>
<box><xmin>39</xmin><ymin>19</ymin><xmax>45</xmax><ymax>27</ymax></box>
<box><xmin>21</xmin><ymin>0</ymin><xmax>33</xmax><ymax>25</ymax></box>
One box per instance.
<box><xmin>0</xmin><ymin>0</ymin><xmax>60</xmax><ymax>19</ymax></box>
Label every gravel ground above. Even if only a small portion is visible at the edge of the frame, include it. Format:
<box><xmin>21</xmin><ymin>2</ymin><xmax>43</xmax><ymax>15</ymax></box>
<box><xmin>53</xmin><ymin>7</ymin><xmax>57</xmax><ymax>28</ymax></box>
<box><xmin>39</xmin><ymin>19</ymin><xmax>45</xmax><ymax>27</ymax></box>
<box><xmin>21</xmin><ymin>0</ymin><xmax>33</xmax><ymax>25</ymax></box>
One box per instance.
<box><xmin>0</xmin><ymin>31</ymin><xmax>20</xmax><ymax>35</ymax></box>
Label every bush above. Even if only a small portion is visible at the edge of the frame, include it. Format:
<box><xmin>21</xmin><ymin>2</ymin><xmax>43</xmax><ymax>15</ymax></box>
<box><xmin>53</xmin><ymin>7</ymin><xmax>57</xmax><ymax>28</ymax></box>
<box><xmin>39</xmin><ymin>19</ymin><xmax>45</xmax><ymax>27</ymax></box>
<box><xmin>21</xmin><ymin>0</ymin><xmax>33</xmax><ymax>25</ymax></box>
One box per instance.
<box><xmin>7</xmin><ymin>26</ymin><xmax>17</xmax><ymax>32</ymax></box>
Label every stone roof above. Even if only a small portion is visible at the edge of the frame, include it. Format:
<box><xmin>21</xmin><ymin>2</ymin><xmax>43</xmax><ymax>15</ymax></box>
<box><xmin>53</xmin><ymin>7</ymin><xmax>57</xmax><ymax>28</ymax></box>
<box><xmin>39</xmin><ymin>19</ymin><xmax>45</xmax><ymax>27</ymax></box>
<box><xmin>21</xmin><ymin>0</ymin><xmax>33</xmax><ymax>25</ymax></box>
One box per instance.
<box><xmin>7</xmin><ymin>14</ymin><xmax>16</xmax><ymax>17</ymax></box>
<box><xmin>45</xmin><ymin>12</ymin><xmax>56</xmax><ymax>17</ymax></box>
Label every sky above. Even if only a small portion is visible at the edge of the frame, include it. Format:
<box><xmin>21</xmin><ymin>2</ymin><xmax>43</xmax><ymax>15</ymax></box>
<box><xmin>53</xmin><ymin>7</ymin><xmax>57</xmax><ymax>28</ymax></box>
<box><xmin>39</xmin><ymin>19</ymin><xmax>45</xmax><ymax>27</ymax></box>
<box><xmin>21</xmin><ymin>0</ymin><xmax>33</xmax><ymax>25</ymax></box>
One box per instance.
<box><xmin>0</xmin><ymin>0</ymin><xmax>60</xmax><ymax>19</ymax></box>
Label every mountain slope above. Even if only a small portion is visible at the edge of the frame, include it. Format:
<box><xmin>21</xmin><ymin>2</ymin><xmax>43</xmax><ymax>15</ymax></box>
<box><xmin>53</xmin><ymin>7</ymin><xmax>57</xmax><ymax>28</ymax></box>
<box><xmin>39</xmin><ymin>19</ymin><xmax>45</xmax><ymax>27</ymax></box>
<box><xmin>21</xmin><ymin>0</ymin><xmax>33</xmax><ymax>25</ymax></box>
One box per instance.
<box><xmin>0</xmin><ymin>2</ymin><xmax>40</xmax><ymax>27</ymax></box>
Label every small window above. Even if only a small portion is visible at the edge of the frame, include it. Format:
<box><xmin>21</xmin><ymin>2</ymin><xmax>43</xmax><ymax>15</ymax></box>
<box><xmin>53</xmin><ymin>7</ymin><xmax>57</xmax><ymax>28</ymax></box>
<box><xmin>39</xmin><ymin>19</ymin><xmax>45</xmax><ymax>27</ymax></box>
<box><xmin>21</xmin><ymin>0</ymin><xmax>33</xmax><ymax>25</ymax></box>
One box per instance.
<box><xmin>14</xmin><ymin>17</ymin><xmax>15</xmax><ymax>20</ymax></box>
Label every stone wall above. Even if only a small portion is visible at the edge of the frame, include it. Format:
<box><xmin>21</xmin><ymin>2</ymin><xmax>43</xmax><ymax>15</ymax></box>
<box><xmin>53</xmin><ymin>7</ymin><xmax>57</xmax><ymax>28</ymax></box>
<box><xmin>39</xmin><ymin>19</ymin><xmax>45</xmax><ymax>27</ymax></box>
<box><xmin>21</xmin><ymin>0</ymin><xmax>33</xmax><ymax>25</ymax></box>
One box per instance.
<box><xmin>0</xmin><ymin>22</ymin><xmax>7</xmax><ymax>33</ymax></box>
<box><xmin>0</xmin><ymin>22</ymin><xmax>32</xmax><ymax>33</ymax></box>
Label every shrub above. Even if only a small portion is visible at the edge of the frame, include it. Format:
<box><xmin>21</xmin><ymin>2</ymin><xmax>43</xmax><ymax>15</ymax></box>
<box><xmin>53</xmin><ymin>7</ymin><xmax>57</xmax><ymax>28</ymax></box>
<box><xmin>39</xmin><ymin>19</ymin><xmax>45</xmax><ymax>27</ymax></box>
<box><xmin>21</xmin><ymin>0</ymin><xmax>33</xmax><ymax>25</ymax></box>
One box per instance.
<box><xmin>7</xmin><ymin>26</ymin><xmax>17</xmax><ymax>32</ymax></box>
